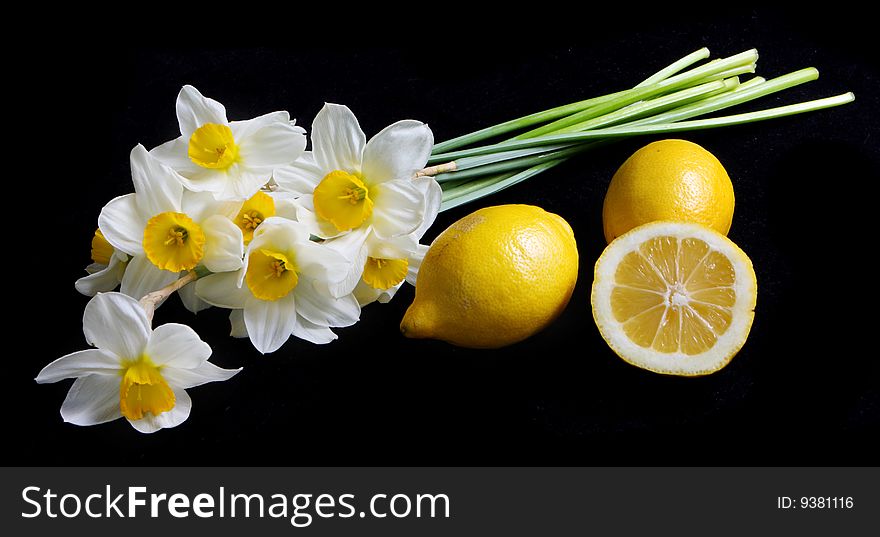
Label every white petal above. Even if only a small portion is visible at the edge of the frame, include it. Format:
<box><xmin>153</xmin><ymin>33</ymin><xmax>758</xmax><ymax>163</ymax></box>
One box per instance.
<box><xmin>312</xmin><ymin>103</ymin><xmax>365</xmax><ymax>174</ymax></box>
<box><xmin>178</xmin><ymin>281</ymin><xmax>211</xmax><ymax>313</ymax></box>
<box><xmin>364</xmin><ymin>232</ymin><xmax>413</xmax><ymax>260</ymax></box>
<box><xmin>36</xmin><ymin>349</ymin><xmax>121</xmax><ymax>383</ymax></box>
<box><xmin>406</xmin><ymin>244</ymin><xmax>430</xmax><ymax>285</ymax></box>
<box><xmin>60</xmin><ymin>375</ymin><xmax>123</xmax><ymax>426</ymax></box>
<box><xmin>331</xmin><ymin>259</ymin><xmax>366</xmax><ymax>300</ymax></box>
<box><xmin>353</xmin><ymin>279</ymin><xmax>401</xmax><ymax>306</ymax></box>
<box><xmin>237</xmin><ymin>247</ymin><xmax>250</xmax><ymax>288</ymax></box>
<box><xmin>292</xmin><ymin>316</ymin><xmax>338</xmax><ymax>344</ymax></box>
<box><xmin>249</xmin><ymin>216</ymin><xmax>310</xmax><ymax>253</ymax></box>
<box><xmin>120</xmin><ymin>256</ymin><xmax>179</xmax><ymax>304</ymax></box>
<box><xmin>376</xmin><ymin>287</ymin><xmax>400</xmax><ymax>303</ymax></box>
<box><xmin>295</xmin><ymin>279</ymin><xmax>360</xmax><ymax>328</ymax></box>
<box><xmin>194</xmin><ymin>271</ymin><xmax>250</xmax><ymax>309</ymax></box>
<box><xmin>323</xmin><ymin>224</ymin><xmax>370</xmax><ymax>259</ymax></box>
<box><xmin>216</xmin><ymin>165</ymin><xmax>272</xmax><ymax>201</ymax></box>
<box><xmin>229</xmin><ymin>309</ymin><xmax>248</xmax><ymax>338</ymax></box>
<box><xmin>371</xmin><ymin>179</ymin><xmax>426</xmax><ymax>238</ymax></box>
<box><xmin>362</xmin><ymin>120</ymin><xmax>433</xmax><ymax>184</ymax></box>
<box><xmin>295</xmin><ymin>238</ymin><xmax>356</xmax><ymax>289</ymax></box>
<box><xmin>128</xmin><ymin>387</ymin><xmax>191</xmax><ymax>434</ymax></box>
<box><xmin>237</xmin><ymin>122</ymin><xmax>306</xmax><ymax>168</ymax></box>
<box><xmin>83</xmin><ymin>292</ymin><xmax>150</xmax><ymax>359</ymax></box>
<box><xmin>99</xmin><ymin>194</ymin><xmax>145</xmax><ymax>256</ymax></box>
<box><xmin>292</xmin><ymin>195</ymin><xmax>346</xmax><ymax>239</ymax></box>
<box><xmin>353</xmin><ymin>281</ymin><xmax>384</xmax><ymax>306</ymax></box>
<box><xmin>273</xmin><ymin>152</ymin><xmax>323</xmax><ymax>195</ymax></box>
<box><xmin>177</xmin><ymin>85</ymin><xmax>228</xmax><ymax>139</ymax></box>
<box><xmin>130</xmin><ymin>144</ymin><xmax>184</xmax><ymax>216</ymax></box>
<box><xmin>85</xmin><ymin>262</ymin><xmax>106</xmax><ymax>275</ymax></box>
<box><xmin>174</xmin><ymin>168</ymin><xmax>231</xmax><ymax>195</ymax></box>
<box><xmin>146</xmin><ymin>323</ymin><xmax>211</xmax><ymax>369</ymax></box>
<box><xmin>272</xmin><ymin>196</ymin><xmax>300</xmax><ymax>221</ymax></box>
<box><xmin>411</xmin><ymin>176</ymin><xmax>442</xmax><ymax>240</ymax></box>
<box><xmin>75</xmin><ymin>255</ymin><xmax>125</xmax><ymax>296</ymax></box>
<box><xmin>162</xmin><ymin>361</ymin><xmax>241</xmax><ymax>389</ymax></box>
<box><xmin>201</xmin><ymin>215</ymin><xmax>244</xmax><ymax>273</ymax></box>
<box><xmin>182</xmin><ymin>190</ymin><xmax>240</xmax><ymax>222</ymax></box>
<box><xmin>243</xmin><ymin>294</ymin><xmax>297</xmax><ymax>354</ymax></box>
<box><xmin>150</xmin><ymin>136</ymin><xmax>203</xmax><ymax>176</ymax></box>
<box><xmin>320</xmin><ymin>228</ymin><xmax>370</xmax><ymax>297</ymax></box>
<box><xmin>229</xmin><ymin>111</ymin><xmax>290</xmax><ymax>140</ymax></box>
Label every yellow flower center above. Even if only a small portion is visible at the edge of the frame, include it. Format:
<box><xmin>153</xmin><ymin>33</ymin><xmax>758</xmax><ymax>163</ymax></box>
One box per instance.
<box><xmin>363</xmin><ymin>257</ymin><xmax>409</xmax><ymax>290</ymax></box>
<box><xmin>188</xmin><ymin>123</ymin><xmax>239</xmax><ymax>169</ymax></box>
<box><xmin>235</xmin><ymin>191</ymin><xmax>276</xmax><ymax>244</ymax></box>
<box><xmin>245</xmin><ymin>248</ymin><xmax>299</xmax><ymax>301</ymax></box>
<box><xmin>91</xmin><ymin>228</ymin><xmax>114</xmax><ymax>265</ymax></box>
<box><xmin>312</xmin><ymin>170</ymin><xmax>374</xmax><ymax>232</ymax></box>
<box><xmin>119</xmin><ymin>355</ymin><xmax>175</xmax><ymax>421</ymax></box>
<box><xmin>142</xmin><ymin>212</ymin><xmax>206</xmax><ymax>272</ymax></box>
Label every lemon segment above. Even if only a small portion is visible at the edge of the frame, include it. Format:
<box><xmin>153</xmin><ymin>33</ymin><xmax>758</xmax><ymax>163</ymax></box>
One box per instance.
<box><xmin>592</xmin><ymin>221</ymin><xmax>756</xmax><ymax>376</ymax></box>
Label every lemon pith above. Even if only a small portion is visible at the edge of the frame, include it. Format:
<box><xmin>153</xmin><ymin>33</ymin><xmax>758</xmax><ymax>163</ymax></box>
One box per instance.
<box><xmin>401</xmin><ymin>204</ymin><xmax>579</xmax><ymax>349</ymax></box>
<box><xmin>603</xmin><ymin>139</ymin><xmax>734</xmax><ymax>243</ymax></box>
<box><xmin>591</xmin><ymin>221</ymin><xmax>756</xmax><ymax>376</ymax></box>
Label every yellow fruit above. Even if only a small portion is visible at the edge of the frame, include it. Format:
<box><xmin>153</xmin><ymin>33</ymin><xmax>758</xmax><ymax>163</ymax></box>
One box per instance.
<box><xmin>401</xmin><ymin>204</ymin><xmax>578</xmax><ymax>349</ymax></box>
<box><xmin>602</xmin><ymin>139</ymin><xmax>734</xmax><ymax>243</ymax></box>
<box><xmin>591</xmin><ymin>221</ymin><xmax>756</xmax><ymax>376</ymax></box>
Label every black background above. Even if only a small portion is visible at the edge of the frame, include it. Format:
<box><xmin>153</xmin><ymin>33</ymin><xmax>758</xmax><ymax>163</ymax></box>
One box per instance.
<box><xmin>12</xmin><ymin>7</ymin><xmax>878</xmax><ymax>465</ymax></box>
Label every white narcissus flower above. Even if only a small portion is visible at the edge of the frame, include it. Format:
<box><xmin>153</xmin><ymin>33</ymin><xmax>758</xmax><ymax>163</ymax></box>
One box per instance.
<box><xmin>36</xmin><ymin>293</ymin><xmax>240</xmax><ymax>433</ymax></box>
<box><xmin>273</xmin><ymin>103</ymin><xmax>441</xmax><ymax>303</ymax></box>
<box><xmin>195</xmin><ymin>217</ymin><xmax>360</xmax><ymax>354</ymax></box>
<box><xmin>229</xmin><ymin>189</ymin><xmax>300</xmax><ymax>246</ymax></box>
<box><xmin>151</xmin><ymin>85</ymin><xmax>307</xmax><ymax>201</ymax></box>
<box><xmin>75</xmin><ymin>228</ymin><xmax>129</xmax><ymax>296</ymax></box>
<box><xmin>352</xmin><ymin>241</ymin><xmax>428</xmax><ymax>307</ymax></box>
<box><xmin>98</xmin><ymin>145</ymin><xmax>245</xmax><ymax>303</ymax></box>
<box><xmin>348</xmin><ymin>173</ymin><xmax>439</xmax><ymax>306</ymax></box>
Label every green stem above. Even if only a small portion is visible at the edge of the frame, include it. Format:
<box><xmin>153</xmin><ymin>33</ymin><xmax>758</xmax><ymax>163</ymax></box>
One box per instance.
<box><xmin>428</xmin><ymin>49</ymin><xmax>853</xmax><ymax>214</ymax></box>
<box><xmin>429</xmin><ymin>91</ymin><xmax>627</xmax><ymax>156</ymax></box>
<box><xmin>435</xmin><ymin>144</ymin><xmax>590</xmax><ymax>182</ymax></box>
<box><xmin>441</xmin><ymin>92</ymin><xmax>852</xmax><ymax>186</ymax></box>
<box><xmin>628</xmin><ymin>69</ymin><xmax>815</xmax><ymax>126</ymax></box>
<box><xmin>440</xmin><ymin>159</ymin><xmax>565</xmax><ymax>211</ymax></box>
<box><xmin>635</xmin><ymin>47</ymin><xmax>710</xmax><ymax>87</ymax></box>
<box><xmin>555</xmin><ymin>78</ymin><xmax>735</xmax><ymax>134</ymax></box>
<box><xmin>445</xmin><ymin>143</ymin><xmax>576</xmax><ymax>173</ymax></box>
<box><xmin>512</xmin><ymin>49</ymin><xmax>757</xmax><ymax>140</ymax></box>
<box><xmin>138</xmin><ymin>269</ymin><xmax>204</xmax><ymax>323</ymax></box>
<box><xmin>436</xmin><ymin>92</ymin><xmax>853</xmax><ymax>211</ymax></box>
<box><xmin>656</xmin><ymin>50</ymin><xmax>757</xmax><ymax>89</ymax></box>
<box><xmin>430</xmin><ymin>69</ymin><xmax>825</xmax><ymax>162</ymax></box>
<box><xmin>437</xmin><ymin>78</ymin><xmax>735</xmax><ymax>182</ymax></box>
<box><xmin>429</xmin><ymin>47</ymin><xmax>712</xmax><ymax>156</ymax></box>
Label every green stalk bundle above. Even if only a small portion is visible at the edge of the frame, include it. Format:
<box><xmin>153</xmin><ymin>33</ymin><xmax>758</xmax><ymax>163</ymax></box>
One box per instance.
<box><xmin>424</xmin><ymin>48</ymin><xmax>854</xmax><ymax>212</ymax></box>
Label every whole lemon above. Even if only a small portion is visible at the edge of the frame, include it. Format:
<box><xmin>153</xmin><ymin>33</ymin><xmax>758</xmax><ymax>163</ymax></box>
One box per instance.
<box><xmin>401</xmin><ymin>204</ymin><xmax>578</xmax><ymax>349</ymax></box>
<box><xmin>602</xmin><ymin>139</ymin><xmax>734</xmax><ymax>243</ymax></box>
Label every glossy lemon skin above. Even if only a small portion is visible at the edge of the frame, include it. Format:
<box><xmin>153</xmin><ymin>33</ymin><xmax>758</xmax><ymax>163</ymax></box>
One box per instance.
<box><xmin>401</xmin><ymin>204</ymin><xmax>579</xmax><ymax>349</ymax></box>
<box><xmin>603</xmin><ymin>139</ymin><xmax>735</xmax><ymax>243</ymax></box>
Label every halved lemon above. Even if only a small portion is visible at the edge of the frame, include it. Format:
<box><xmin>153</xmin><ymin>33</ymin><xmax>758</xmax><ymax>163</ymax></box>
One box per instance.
<box><xmin>591</xmin><ymin>221</ymin><xmax>757</xmax><ymax>376</ymax></box>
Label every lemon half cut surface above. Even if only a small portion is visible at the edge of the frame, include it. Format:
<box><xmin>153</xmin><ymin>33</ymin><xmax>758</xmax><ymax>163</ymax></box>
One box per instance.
<box><xmin>591</xmin><ymin>221</ymin><xmax>757</xmax><ymax>376</ymax></box>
